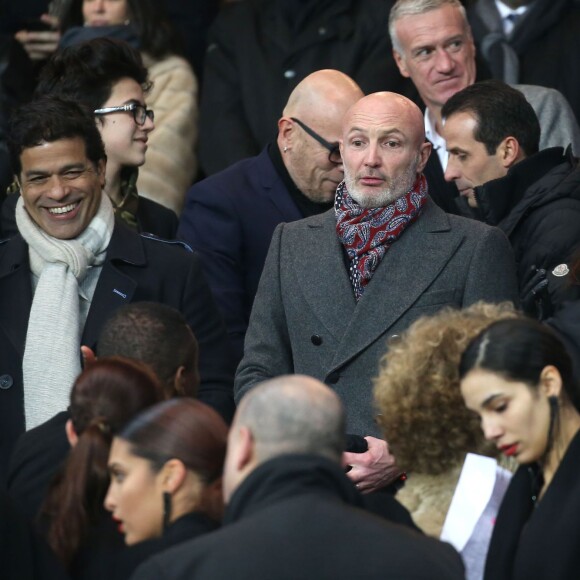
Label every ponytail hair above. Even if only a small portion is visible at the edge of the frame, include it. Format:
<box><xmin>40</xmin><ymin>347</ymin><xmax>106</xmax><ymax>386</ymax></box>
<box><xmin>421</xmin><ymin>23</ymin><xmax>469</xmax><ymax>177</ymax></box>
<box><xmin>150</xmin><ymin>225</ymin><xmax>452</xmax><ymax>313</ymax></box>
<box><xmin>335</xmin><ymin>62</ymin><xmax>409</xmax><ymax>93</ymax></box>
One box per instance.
<box><xmin>41</xmin><ymin>357</ymin><xmax>163</xmax><ymax>567</ymax></box>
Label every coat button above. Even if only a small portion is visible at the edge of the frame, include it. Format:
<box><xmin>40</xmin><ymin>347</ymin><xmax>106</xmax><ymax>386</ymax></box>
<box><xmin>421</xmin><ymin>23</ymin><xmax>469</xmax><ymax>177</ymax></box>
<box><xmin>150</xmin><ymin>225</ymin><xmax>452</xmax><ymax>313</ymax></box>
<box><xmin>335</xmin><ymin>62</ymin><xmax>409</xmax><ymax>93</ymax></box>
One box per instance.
<box><xmin>284</xmin><ymin>69</ymin><xmax>296</xmax><ymax>79</ymax></box>
<box><xmin>0</xmin><ymin>374</ymin><xmax>13</xmax><ymax>389</ymax></box>
<box><xmin>311</xmin><ymin>334</ymin><xmax>323</xmax><ymax>346</ymax></box>
<box><xmin>327</xmin><ymin>371</ymin><xmax>340</xmax><ymax>384</ymax></box>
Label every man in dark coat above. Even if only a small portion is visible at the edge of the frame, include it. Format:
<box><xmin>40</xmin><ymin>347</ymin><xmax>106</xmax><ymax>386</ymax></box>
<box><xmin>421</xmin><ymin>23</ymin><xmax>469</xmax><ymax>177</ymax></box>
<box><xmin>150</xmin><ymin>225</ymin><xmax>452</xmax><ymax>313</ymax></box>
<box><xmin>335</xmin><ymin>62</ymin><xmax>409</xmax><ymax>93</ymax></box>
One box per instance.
<box><xmin>442</xmin><ymin>80</ymin><xmax>580</xmax><ymax>314</ymax></box>
<box><xmin>178</xmin><ymin>70</ymin><xmax>364</xmax><ymax>366</ymax></box>
<box><xmin>467</xmin><ymin>0</ymin><xmax>580</xmax><ymax>125</ymax></box>
<box><xmin>131</xmin><ymin>375</ymin><xmax>465</xmax><ymax>580</ymax></box>
<box><xmin>0</xmin><ymin>96</ymin><xmax>234</xmax><ymax>485</ymax></box>
<box><xmin>197</xmin><ymin>0</ymin><xmax>416</xmax><ymax>175</ymax></box>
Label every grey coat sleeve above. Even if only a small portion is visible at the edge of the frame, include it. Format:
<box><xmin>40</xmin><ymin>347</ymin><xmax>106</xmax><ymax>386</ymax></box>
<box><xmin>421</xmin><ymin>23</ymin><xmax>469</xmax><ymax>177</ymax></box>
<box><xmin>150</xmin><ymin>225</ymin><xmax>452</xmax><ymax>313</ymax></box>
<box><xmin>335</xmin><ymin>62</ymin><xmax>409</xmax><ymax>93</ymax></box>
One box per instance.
<box><xmin>516</xmin><ymin>84</ymin><xmax>580</xmax><ymax>156</ymax></box>
<box><xmin>462</xmin><ymin>223</ymin><xmax>520</xmax><ymax>307</ymax></box>
<box><xmin>234</xmin><ymin>223</ymin><xmax>294</xmax><ymax>403</ymax></box>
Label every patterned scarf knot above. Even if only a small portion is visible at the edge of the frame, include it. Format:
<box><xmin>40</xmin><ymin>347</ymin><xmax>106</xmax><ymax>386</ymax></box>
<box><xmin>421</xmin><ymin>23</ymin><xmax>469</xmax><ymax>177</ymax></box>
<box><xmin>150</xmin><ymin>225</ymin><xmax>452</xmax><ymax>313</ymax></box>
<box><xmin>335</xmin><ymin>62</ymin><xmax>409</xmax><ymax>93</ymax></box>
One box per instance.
<box><xmin>335</xmin><ymin>175</ymin><xmax>428</xmax><ymax>301</ymax></box>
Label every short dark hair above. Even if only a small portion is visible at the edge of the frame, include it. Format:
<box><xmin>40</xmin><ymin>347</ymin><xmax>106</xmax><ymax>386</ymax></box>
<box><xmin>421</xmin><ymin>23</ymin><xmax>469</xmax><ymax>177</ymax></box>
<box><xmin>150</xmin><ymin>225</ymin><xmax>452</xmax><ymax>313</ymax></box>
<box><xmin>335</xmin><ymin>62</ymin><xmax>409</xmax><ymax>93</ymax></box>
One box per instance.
<box><xmin>36</xmin><ymin>37</ymin><xmax>150</xmax><ymax>112</ymax></box>
<box><xmin>460</xmin><ymin>318</ymin><xmax>580</xmax><ymax>411</ymax></box>
<box><xmin>442</xmin><ymin>80</ymin><xmax>540</xmax><ymax>157</ymax></box>
<box><xmin>8</xmin><ymin>95</ymin><xmax>106</xmax><ymax>176</ymax></box>
<box><xmin>97</xmin><ymin>302</ymin><xmax>198</xmax><ymax>397</ymax></box>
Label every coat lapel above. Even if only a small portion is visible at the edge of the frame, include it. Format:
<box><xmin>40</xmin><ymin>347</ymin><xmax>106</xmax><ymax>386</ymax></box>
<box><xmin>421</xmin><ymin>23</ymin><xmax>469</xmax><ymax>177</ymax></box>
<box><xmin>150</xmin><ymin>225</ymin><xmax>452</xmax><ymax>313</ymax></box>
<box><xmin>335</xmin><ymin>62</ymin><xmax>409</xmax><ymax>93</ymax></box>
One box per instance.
<box><xmin>291</xmin><ymin>210</ymin><xmax>355</xmax><ymax>341</ymax></box>
<box><xmin>330</xmin><ymin>201</ymin><xmax>464</xmax><ymax>370</ymax></box>
<box><xmin>257</xmin><ymin>149</ymin><xmax>303</xmax><ymax>222</ymax></box>
<box><xmin>0</xmin><ymin>237</ymin><xmax>32</xmax><ymax>358</ymax></box>
<box><xmin>81</xmin><ymin>224</ymin><xmax>142</xmax><ymax>347</ymax></box>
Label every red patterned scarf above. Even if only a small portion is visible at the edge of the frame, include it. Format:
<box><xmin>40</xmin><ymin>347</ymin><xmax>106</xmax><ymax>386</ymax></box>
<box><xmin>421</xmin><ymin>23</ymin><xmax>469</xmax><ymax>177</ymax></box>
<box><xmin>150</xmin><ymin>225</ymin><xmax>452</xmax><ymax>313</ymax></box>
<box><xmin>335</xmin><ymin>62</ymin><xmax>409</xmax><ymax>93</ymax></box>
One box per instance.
<box><xmin>335</xmin><ymin>175</ymin><xmax>428</xmax><ymax>301</ymax></box>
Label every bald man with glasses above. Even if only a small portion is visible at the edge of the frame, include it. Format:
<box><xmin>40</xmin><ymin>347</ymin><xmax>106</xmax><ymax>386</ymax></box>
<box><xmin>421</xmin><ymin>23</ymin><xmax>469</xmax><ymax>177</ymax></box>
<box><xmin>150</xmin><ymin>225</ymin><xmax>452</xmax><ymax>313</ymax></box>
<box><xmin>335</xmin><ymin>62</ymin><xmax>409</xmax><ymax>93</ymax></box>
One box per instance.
<box><xmin>178</xmin><ymin>70</ymin><xmax>363</xmax><ymax>366</ymax></box>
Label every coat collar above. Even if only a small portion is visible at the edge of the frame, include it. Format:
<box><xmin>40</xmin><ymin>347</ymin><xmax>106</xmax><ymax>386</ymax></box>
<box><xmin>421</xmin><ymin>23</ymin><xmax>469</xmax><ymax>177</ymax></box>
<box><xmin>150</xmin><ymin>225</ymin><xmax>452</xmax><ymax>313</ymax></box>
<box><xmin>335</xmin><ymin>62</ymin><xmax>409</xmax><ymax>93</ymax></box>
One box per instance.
<box><xmin>292</xmin><ymin>200</ymin><xmax>462</xmax><ymax>371</ymax></box>
<box><xmin>81</xmin><ymin>223</ymin><xmax>144</xmax><ymax>346</ymax></box>
<box><xmin>256</xmin><ymin>147</ymin><xmax>304</xmax><ymax>222</ymax></box>
<box><xmin>474</xmin><ymin>147</ymin><xmax>568</xmax><ymax>232</ymax></box>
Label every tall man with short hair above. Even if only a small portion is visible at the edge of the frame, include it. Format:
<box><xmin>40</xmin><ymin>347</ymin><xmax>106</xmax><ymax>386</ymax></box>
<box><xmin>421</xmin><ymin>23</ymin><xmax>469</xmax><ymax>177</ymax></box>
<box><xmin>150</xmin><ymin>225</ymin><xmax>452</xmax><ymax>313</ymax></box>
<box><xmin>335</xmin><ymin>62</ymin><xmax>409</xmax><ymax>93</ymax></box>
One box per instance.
<box><xmin>442</xmin><ymin>79</ymin><xmax>580</xmax><ymax>315</ymax></box>
<box><xmin>0</xmin><ymin>96</ymin><xmax>234</xmax><ymax>483</ymax></box>
<box><xmin>235</xmin><ymin>91</ymin><xmax>519</xmax><ymax>491</ymax></box>
<box><xmin>132</xmin><ymin>376</ymin><xmax>466</xmax><ymax>580</ymax></box>
<box><xmin>388</xmin><ymin>0</ymin><xmax>580</xmax><ymax>214</ymax></box>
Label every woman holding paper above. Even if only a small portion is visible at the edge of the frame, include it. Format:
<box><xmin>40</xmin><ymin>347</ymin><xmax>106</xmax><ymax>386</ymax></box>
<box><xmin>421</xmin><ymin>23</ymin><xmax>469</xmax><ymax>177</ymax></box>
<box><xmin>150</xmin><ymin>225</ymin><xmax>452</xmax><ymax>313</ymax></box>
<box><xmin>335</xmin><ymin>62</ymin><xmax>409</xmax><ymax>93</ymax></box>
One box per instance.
<box><xmin>460</xmin><ymin>317</ymin><xmax>580</xmax><ymax>580</ymax></box>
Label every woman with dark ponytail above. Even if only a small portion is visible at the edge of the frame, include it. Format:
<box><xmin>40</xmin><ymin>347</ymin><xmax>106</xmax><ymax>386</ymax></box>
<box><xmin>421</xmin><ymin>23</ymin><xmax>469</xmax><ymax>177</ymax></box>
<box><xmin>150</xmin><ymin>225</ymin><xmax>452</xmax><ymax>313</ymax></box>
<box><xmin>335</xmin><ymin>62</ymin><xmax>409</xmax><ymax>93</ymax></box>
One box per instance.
<box><xmin>104</xmin><ymin>398</ymin><xmax>227</xmax><ymax>549</ymax></box>
<box><xmin>40</xmin><ymin>356</ymin><xmax>163</xmax><ymax>577</ymax></box>
<box><xmin>459</xmin><ymin>318</ymin><xmax>580</xmax><ymax>580</ymax></box>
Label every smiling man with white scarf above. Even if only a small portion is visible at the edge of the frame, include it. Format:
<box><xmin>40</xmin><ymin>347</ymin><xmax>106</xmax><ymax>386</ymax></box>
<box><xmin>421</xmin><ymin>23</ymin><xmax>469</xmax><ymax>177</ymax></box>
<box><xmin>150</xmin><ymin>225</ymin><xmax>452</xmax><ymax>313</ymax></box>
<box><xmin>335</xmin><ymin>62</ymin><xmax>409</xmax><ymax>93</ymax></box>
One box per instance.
<box><xmin>0</xmin><ymin>97</ymin><xmax>234</xmax><ymax>484</ymax></box>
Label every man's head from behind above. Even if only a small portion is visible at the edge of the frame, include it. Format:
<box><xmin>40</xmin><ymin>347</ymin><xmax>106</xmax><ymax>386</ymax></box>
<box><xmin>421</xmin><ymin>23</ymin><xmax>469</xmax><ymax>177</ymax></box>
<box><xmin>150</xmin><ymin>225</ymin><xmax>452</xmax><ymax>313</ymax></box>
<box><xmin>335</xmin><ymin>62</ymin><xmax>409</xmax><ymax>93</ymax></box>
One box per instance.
<box><xmin>277</xmin><ymin>70</ymin><xmax>363</xmax><ymax>203</ymax></box>
<box><xmin>389</xmin><ymin>0</ymin><xmax>476</xmax><ymax>114</ymax></box>
<box><xmin>8</xmin><ymin>95</ymin><xmax>106</xmax><ymax>239</ymax></box>
<box><xmin>340</xmin><ymin>92</ymin><xmax>431</xmax><ymax>208</ymax></box>
<box><xmin>442</xmin><ymin>80</ymin><xmax>540</xmax><ymax>207</ymax></box>
<box><xmin>223</xmin><ymin>375</ymin><xmax>345</xmax><ymax>502</ymax></box>
<box><xmin>97</xmin><ymin>302</ymin><xmax>200</xmax><ymax>399</ymax></box>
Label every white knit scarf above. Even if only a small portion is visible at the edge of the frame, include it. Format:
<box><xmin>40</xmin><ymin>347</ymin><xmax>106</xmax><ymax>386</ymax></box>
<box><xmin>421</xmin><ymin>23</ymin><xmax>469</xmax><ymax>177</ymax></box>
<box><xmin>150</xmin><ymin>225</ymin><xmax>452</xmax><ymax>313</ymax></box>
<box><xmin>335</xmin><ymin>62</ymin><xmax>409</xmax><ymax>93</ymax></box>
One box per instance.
<box><xmin>16</xmin><ymin>193</ymin><xmax>115</xmax><ymax>429</ymax></box>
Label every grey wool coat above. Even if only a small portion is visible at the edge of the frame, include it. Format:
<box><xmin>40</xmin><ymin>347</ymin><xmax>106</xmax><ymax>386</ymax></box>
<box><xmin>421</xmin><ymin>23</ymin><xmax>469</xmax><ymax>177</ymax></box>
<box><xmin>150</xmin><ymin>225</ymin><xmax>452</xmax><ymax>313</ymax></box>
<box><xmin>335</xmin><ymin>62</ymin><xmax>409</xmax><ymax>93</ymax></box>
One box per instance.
<box><xmin>235</xmin><ymin>199</ymin><xmax>519</xmax><ymax>436</ymax></box>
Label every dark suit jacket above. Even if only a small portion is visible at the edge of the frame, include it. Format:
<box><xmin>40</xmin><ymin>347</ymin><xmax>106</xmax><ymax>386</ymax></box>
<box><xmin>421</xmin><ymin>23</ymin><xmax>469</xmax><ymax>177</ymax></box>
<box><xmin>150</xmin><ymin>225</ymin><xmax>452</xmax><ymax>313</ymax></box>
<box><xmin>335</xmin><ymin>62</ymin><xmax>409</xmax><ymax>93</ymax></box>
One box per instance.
<box><xmin>177</xmin><ymin>148</ymin><xmax>303</xmax><ymax>364</ymax></box>
<box><xmin>484</xmin><ymin>430</ymin><xmax>580</xmax><ymax>580</ymax></box>
<box><xmin>0</xmin><ymin>222</ymin><xmax>234</xmax><ymax>484</ymax></box>
<box><xmin>236</xmin><ymin>199</ymin><xmax>519</xmax><ymax>436</ymax></box>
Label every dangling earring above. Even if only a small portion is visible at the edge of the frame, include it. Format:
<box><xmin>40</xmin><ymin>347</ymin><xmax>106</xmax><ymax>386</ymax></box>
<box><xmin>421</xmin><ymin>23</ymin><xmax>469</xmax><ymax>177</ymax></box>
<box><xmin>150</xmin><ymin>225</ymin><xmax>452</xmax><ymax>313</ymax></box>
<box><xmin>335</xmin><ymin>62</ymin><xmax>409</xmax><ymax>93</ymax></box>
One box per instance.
<box><xmin>544</xmin><ymin>395</ymin><xmax>560</xmax><ymax>459</ymax></box>
<box><xmin>162</xmin><ymin>491</ymin><xmax>172</xmax><ymax>531</ymax></box>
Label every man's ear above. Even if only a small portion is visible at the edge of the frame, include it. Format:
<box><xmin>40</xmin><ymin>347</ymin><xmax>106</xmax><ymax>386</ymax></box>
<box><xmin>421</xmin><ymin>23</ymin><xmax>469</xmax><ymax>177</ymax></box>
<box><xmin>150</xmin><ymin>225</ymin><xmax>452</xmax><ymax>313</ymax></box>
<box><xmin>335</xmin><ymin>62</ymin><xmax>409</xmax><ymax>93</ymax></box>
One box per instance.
<box><xmin>417</xmin><ymin>140</ymin><xmax>433</xmax><ymax>173</ymax></box>
<box><xmin>393</xmin><ymin>49</ymin><xmax>410</xmax><ymax>78</ymax></box>
<box><xmin>277</xmin><ymin>117</ymin><xmax>295</xmax><ymax>151</ymax></box>
<box><xmin>539</xmin><ymin>365</ymin><xmax>564</xmax><ymax>399</ymax></box>
<box><xmin>498</xmin><ymin>136</ymin><xmax>522</xmax><ymax>169</ymax></box>
<box><xmin>97</xmin><ymin>158</ymin><xmax>107</xmax><ymax>186</ymax></box>
<box><xmin>235</xmin><ymin>426</ymin><xmax>256</xmax><ymax>472</ymax></box>
<box><xmin>65</xmin><ymin>418</ymin><xmax>78</xmax><ymax>447</ymax></box>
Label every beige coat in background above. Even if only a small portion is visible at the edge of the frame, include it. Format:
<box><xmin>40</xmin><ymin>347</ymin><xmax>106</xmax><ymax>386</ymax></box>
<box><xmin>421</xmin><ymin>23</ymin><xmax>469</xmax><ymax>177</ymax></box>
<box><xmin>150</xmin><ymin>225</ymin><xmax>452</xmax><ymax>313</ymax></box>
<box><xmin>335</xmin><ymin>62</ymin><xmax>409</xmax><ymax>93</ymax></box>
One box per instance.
<box><xmin>138</xmin><ymin>53</ymin><xmax>198</xmax><ymax>216</ymax></box>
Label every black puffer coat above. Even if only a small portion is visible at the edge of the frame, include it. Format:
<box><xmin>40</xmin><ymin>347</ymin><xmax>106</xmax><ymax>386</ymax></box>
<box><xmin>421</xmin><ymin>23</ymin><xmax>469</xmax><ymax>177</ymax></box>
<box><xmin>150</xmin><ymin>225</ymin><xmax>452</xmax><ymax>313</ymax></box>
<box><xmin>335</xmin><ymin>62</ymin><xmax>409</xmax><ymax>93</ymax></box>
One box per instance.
<box><xmin>474</xmin><ymin>147</ymin><xmax>580</xmax><ymax>304</ymax></box>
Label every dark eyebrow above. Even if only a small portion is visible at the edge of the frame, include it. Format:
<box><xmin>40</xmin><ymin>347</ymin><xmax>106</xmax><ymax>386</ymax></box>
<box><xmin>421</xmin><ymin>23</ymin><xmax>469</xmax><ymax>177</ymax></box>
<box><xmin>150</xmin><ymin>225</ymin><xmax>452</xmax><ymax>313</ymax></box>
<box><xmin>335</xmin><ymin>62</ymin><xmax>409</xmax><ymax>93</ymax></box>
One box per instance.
<box><xmin>481</xmin><ymin>393</ymin><xmax>502</xmax><ymax>409</ymax></box>
<box><xmin>448</xmin><ymin>146</ymin><xmax>468</xmax><ymax>155</ymax></box>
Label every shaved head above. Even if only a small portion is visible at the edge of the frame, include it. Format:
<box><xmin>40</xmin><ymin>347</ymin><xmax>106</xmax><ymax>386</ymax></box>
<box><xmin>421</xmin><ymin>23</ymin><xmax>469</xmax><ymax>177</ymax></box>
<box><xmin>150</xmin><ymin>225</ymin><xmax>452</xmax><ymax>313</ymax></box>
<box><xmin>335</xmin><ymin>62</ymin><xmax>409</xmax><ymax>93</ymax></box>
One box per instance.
<box><xmin>277</xmin><ymin>70</ymin><xmax>363</xmax><ymax>203</ymax></box>
<box><xmin>223</xmin><ymin>375</ymin><xmax>346</xmax><ymax>501</ymax></box>
<box><xmin>283</xmin><ymin>69</ymin><xmax>364</xmax><ymax>122</ymax></box>
<box><xmin>236</xmin><ymin>374</ymin><xmax>345</xmax><ymax>462</ymax></box>
<box><xmin>339</xmin><ymin>92</ymin><xmax>431</xmax><ymax>208</ymax></box>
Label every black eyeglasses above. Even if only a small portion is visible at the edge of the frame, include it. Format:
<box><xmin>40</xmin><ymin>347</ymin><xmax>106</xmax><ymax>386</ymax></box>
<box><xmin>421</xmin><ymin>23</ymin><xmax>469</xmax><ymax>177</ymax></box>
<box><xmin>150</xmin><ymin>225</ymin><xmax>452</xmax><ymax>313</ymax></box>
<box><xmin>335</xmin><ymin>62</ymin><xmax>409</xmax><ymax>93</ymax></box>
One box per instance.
<box><xmin>290</xmin><ymin>117</ymin><xmax>341</xmax><ymax>164</ymax></box>
<box><xmin>94</xmin><ymin>103</ymin><xmax>154</xmax><ymax>126</ymax></box>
